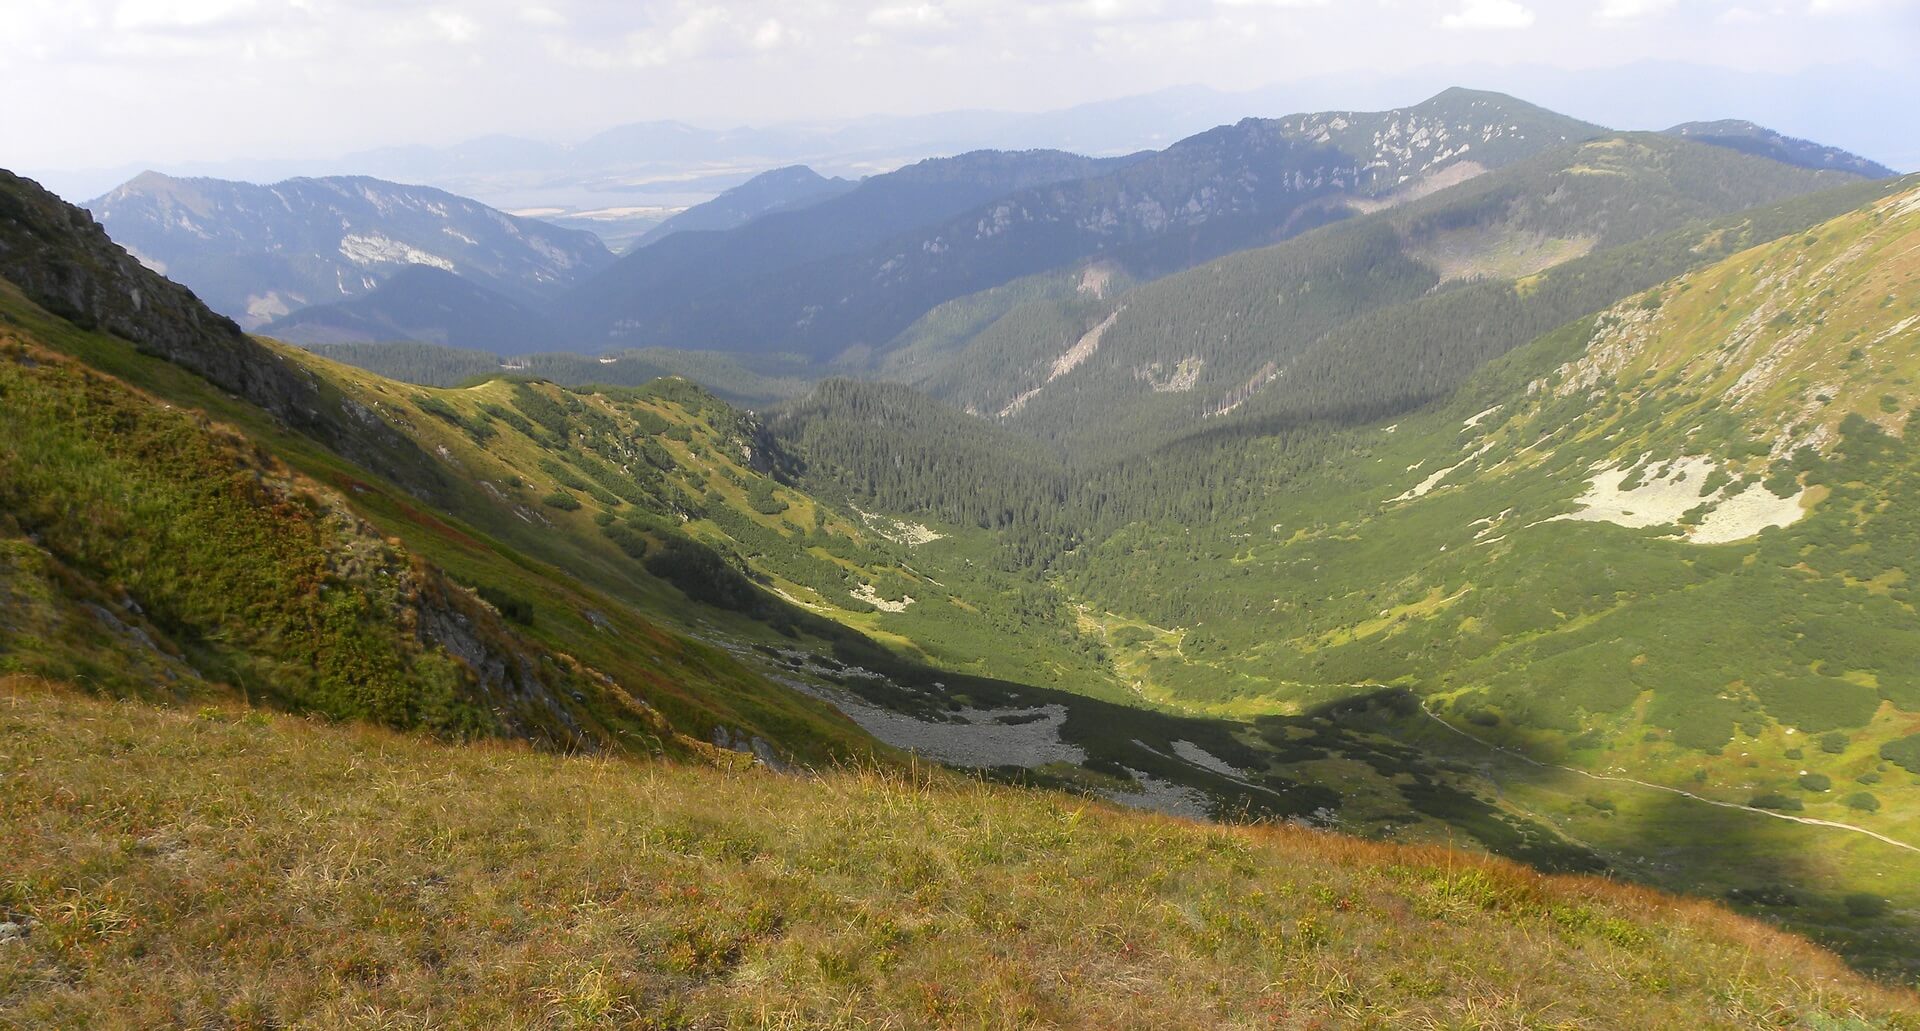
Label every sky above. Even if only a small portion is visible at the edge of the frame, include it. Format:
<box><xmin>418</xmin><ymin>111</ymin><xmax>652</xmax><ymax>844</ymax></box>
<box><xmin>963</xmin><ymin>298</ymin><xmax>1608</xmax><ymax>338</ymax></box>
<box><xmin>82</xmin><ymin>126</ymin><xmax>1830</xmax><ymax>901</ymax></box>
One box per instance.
<box><xmin>6</xmin><ymin>0</ymin><xmax>1919</xmax><ymax>174</ymax></box>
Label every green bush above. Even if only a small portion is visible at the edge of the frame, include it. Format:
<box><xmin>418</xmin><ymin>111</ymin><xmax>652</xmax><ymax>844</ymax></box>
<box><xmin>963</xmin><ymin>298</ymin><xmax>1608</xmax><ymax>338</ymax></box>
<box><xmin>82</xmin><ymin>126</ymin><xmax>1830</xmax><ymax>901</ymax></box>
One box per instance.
<box><xmin>542</xmin><ymin>491</ymin><xmax>581</xmax><ymax>511</ymax></box>
<box><xmin>601</xmin><ymin>523</ymin><xmax>649</xmax><ymax>560</ymax></box>
<box><xmin>1844</xmin><ymin>893</ymin><xmax>1889</xmax><ymax>919</ymax></box>
<box><xmin>1797</xmin><ymin>773</ymin><xmax>1830</xmax><ymax>792</ymax></box>
<box><xmin>1879</xmin><ymin>733</ymin><xmax>1920</xmax><ymax>773</ymax></box>
<box><xmin>1843</xmin><ymin>792</ymin><xmax>1880</xmax><ymax>813</ymax></box>
<box><xmin>476</xmin><ymin>585</ymin><xmax>534</xmax><ymax>626</ymax></box>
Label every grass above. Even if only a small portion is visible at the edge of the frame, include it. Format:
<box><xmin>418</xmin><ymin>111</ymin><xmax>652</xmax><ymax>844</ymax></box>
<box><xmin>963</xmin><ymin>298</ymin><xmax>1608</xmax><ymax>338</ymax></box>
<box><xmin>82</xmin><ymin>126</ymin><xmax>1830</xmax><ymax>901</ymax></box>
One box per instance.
<box><xmin>2</xmin><ymin>676</ymin><xmax>1916</xmax><ymax>1029</ymax></box>
<box><xmin>0</xmin><ymin>282</ymin><xmax>886</xmax><ymax>770</ymax></box>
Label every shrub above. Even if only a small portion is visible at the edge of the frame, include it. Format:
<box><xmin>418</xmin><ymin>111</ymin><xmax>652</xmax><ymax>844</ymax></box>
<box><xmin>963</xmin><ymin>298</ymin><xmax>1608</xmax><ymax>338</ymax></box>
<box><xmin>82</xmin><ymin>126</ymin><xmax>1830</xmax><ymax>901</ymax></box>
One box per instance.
<box><xmin>1843</xmin><ymin>792</ymin><xmax>1880</xmax><ymax>813</ymax></box>
<box><xmin>1879</xmin><ymin>733</ymin><xmax>1920</xmax><ymax>773</ymax></box>
<box><xmin>1818</xmin><ymin>732</ymin><xmax>1849</xmax><ymax>754</ymax></box>
<box><xmin>1797</xmin><ymin>773</ymin><xmax>1830</xmax><ymax>792</ymax></box>
<box><xmin>1748</xmin><ymin>793</ymin><xmax>1803</xmax><ymax>812</ymax></box>
<box><xmin>542</xmin><ymin>491</ymin><xmax>581</xmax><ymax>512</ymax></box>
<box><xmin>601</xmin><ymin>523</ymin><xmax>649</xmax><ymax>560</ymax></box>
<box><xmin>1844</xmin><ymin>893</ymin><xmax>1889</xmax><ymax>919</ymax></box>
<box><xmin>476</xmin><ymin>585</ymin><xmax>534</xmax><ymax>626</ymax></box>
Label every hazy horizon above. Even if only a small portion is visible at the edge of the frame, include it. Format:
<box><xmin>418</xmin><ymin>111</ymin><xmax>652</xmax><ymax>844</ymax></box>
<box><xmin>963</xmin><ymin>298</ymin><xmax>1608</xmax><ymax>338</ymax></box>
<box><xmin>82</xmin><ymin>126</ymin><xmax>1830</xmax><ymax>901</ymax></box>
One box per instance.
<box><xmin>10</xmin><ymin>0</ymin><xmax>1919</xmax><ymax>201</ymax></box>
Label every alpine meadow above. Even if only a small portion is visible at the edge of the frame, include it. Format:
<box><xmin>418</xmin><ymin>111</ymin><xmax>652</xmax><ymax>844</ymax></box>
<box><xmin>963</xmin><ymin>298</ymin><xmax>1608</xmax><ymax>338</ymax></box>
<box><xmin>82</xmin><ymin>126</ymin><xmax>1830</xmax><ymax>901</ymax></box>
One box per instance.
<box><xmin>6</xmin><ymin>3</ymin><xmax>1920</xmax><ymax>1026</ymax></box>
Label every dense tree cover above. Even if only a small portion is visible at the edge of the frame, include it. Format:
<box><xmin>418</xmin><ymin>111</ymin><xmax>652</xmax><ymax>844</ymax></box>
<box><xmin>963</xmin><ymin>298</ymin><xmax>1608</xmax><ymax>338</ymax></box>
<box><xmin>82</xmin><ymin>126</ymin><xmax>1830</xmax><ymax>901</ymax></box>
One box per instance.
<box><xmin>769</xmin><ymin>378</ymin><xmax>1361</xmax><ymax>570</ymax></box>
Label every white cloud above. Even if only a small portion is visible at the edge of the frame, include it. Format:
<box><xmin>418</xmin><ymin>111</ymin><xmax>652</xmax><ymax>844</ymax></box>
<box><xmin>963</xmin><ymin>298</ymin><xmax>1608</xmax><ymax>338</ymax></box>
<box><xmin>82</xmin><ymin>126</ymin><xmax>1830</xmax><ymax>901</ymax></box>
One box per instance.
<box><xmin>868</xmin><ymin>3</ymin><xmax>954</xmax><ymax>31</ymax></box>
<box><xmin>549</xmin><ymin>6</ymin><xmax>797</xmax><ymax>69</ymax></box>
<box><xmin>112</xmin><ymin>0</ymin><xmax>258</xmax><ymax>31</ymax></box>
<box><xmin>429</xmin><ymin>9</ymin><xmax>479</xmax><ymax>43</ymax></box>
<box><xmin>1594</xmin><ymin>0</ymin><xmax>1676</xmax><ymax>21</ymax></box>
<box><xmin>751</xmin><ymin>18</ymin><xmax>787</xmax><ymax>50</ymax></box>
<box><xmin>1441</xmin><ymin>0</ymin><xmax>1536</xmax><ymax>28</ymax></box>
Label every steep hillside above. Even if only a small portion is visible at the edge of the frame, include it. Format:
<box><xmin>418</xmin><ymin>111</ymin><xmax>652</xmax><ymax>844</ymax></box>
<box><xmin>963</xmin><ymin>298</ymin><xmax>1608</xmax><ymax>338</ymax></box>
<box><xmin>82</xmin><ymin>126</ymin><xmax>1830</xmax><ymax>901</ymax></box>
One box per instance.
<box><xmin>879</xmin><ymin>135</ymin><xmax>1881</xmax><ymax>455</ymax></box>
<box><xmin>569</xmin><ymin>89</ymin><xmax>1601</xmax><ymax>360</ymax></box>
<box><xmin>1</xmin><ymin>169</ymin><xmax>883</xmax><ymax>767</ymax></box>
<box><xmin>85</xmin><ymin>172</ymin><xmax>612</xmax><ymax>327</ymax></box>
<box><xmin>631</xmin><ymin>165</ymin><xmax>856</xmax><ymax>249</ymax></box>
<box><xmin>8</xmin><ymin>169</ymin><xmax>1439</xmax><ymax>839</ymax></box>
<box><xmin>1668</xmin><ymin>119</ymin><xmax>1896</xmax><ymax>178</ymax></box>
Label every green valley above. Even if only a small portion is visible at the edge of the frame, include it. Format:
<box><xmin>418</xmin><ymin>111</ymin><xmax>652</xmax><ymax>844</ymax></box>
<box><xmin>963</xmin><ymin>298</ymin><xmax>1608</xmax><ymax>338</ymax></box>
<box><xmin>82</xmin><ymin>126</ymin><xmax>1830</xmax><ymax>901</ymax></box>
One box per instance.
<box><xmin>6</xmin><ymin>74</ymin><xmax>1920</xmax><ymax>1024</ymax></box>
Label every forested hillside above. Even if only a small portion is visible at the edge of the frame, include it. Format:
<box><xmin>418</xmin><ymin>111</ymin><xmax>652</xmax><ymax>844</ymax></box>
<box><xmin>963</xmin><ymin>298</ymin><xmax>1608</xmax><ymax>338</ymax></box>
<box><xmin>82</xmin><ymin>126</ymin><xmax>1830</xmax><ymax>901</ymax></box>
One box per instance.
<box><xmin>869</xmin><ymin>134</ymin><xmax>1880</xmax><ymax>456</ymax></box>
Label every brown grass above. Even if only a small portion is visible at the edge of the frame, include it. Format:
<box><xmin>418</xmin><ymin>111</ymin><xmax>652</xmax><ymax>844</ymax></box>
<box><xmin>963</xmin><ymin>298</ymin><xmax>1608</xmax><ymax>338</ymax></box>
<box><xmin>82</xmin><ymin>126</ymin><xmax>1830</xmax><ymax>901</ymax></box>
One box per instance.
<box><xmin>2</xmin><ymin>676</ymin><xmax>1915</xmax><ymax>1029</ymax></box>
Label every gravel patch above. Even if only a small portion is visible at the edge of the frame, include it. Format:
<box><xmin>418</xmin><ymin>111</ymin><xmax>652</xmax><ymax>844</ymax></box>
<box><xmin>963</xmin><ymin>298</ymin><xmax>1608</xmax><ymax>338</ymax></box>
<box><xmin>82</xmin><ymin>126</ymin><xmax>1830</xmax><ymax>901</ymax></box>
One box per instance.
<box><xmin>1690</xmin><ymin>482</ymin><xmax>1806</xmax><ymax>544</ymax></box>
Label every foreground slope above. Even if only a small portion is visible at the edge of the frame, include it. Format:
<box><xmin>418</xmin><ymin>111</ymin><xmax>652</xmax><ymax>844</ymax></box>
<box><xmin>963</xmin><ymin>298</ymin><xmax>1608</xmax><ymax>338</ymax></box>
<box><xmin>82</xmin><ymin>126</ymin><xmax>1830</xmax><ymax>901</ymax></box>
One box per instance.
<box><xmin>3</xmin><ymin>678</ymin><xmax>1914</xmax><ymax>1028</ymax></box>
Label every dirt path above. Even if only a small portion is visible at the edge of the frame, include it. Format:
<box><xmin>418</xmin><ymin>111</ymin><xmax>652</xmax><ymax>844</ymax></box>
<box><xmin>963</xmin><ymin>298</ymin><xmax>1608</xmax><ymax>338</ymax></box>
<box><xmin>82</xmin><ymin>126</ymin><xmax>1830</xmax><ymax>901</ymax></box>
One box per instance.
<box><xmin>1418</xmin><ymin>706</ymin><xmax>1920</xmax><ymax>857</ymax></box>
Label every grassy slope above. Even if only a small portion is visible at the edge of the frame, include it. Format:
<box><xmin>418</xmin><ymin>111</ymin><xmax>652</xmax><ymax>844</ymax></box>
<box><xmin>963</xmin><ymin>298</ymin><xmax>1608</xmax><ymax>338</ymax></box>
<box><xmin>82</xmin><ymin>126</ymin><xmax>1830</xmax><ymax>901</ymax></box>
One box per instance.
<box><xmin>1047</xmin><ymin>182</ymin><xmax>1920</xmax><ymax>975</ymax></box>
<box><xmin>0</xmin><ymin>281</ymin><xmax>880</xmax><ymax>768</ymax></box>
<box><xmin>3</xmin><ymin>677</ymin><xmax>1914</xmax><ymax>1029</ymax></box>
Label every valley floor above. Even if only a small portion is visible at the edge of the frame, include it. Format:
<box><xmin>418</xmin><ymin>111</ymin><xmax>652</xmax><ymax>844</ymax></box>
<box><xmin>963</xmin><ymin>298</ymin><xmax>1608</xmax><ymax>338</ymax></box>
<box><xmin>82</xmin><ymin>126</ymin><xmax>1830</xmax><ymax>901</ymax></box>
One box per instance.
<box><xmin>2</xmin><ymin>677</ymin><xmax>1916</xmax><ymax>1029</ymax></box>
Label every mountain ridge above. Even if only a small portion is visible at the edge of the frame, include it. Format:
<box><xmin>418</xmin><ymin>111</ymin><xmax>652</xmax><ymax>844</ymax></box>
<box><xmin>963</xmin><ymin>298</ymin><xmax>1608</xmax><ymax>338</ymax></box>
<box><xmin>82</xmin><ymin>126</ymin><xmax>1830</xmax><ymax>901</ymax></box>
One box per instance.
<box><xmin>86</xmin><ymin>171</ymin><xmax>612</xmax><ymax>329</ymax></box>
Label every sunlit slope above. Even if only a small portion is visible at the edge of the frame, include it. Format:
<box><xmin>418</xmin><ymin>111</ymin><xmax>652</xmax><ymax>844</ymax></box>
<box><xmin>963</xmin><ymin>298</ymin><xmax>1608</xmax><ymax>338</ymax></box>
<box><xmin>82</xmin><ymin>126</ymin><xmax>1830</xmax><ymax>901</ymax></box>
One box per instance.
<box><xmin>0</xmin><ymin>284</ymin><xmax>894</xmax><ymax>766</ymax></box>
<box><xmin>3</xmin><ymin>678</ymin><xmax>1913</xmax><ymax>1029</ymax></box>
<box><xmin>1074</xmin><ymin>180</ymin><xmax>1920</xmax><ymax>782</ymax></box>
<box><xmin>0</xmin><ymin>168</ymin><xmax>889</xmax><ymax>767</ymax></box>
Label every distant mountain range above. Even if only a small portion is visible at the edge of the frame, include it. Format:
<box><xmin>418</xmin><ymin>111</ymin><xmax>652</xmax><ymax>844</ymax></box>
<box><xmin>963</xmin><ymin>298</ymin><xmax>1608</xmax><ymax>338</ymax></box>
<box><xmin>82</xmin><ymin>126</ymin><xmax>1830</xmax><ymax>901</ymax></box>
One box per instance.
<box><xmin>85</xmin><ymin>173</ymin><xmax>612</xmax><ymax>328</ymax></box>
<box><xmin>31</xmin><ymin>62</ymin><xmax>1912</xmax><ymax>216</ymax></box>
<box><xmin>567</xmin><ymin>88</ymin><xmax>1603</xmax><ymax>360</ymax></box>
<box><xmin>77</xmin><ymin>89</ymin><xmax>1897</xmax><ymax>365</ymax></box>
<box><xmin>881</xmin><ymin>133</ymin><xmax>1872</xmax><ymax>453</ymax></box>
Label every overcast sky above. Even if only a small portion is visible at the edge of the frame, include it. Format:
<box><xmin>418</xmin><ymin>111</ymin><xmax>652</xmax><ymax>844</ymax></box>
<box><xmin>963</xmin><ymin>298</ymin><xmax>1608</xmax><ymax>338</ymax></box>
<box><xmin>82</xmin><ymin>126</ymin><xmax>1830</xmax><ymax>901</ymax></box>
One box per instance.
<box><xmin>6</xmin><ymin>0</ymin><xmax>1918</xmax><ymax>173</ymax></box>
